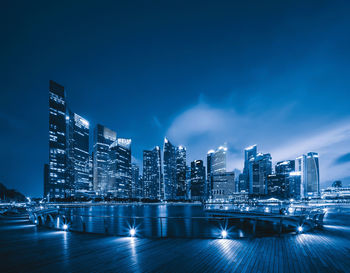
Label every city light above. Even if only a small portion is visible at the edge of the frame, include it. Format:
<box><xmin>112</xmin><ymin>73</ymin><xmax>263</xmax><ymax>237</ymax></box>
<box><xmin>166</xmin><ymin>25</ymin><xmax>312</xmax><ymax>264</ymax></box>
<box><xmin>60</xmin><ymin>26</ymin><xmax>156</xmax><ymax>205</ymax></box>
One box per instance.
<box><xmin>63</xmin><ymin>224</ymin><xmax>68</xmax><ymax>231</ymax></box>
<box><xmin>297</xmin><ymin>226</ymin><xmax>303</xmax><ymax>233</ymax></box>
<box><xmin>129</xmin><ymin>228</ymin><xmax>136</xmax><ymax>237</ymax></box>
<box><xmin>221</xmin><ymin>230</ymin><xmax>228</xmax><ymax>239</ymax></box>
<box><xmin>34</xmin><ymin>219</ymin><xmax>37</xmax><ymax>224</ymax></box>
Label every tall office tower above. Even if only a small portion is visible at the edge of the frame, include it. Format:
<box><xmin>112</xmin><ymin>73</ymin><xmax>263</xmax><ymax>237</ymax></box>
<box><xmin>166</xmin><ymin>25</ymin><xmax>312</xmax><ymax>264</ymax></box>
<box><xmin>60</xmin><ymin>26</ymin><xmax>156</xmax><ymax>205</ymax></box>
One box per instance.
<box><xmin>93</xmin><ymin>124</ymin><xmax>116</xmax><ymax>195</ymax></box>
<box><xmin>275</xmin><ymin>160</ymin><xmax>295</xmax><ymax>175</ymax></box>
<box><xmin>190</xmin><ymin>160</ymin><xmax>206</xmax><ymax>201</ymax></box>
<box><xmin>88</xmin><ymin>155</ymin><xmax>93</xmax><ymax>189</ymax></box>
<box><xmin>131</xmin><ymin>163</ymin><xmax>140</xmax><ymax>199</ymax></box>
<box><xmin>47</xmin><ymin>80</ymin><xmax>67</xmax><ymax>198</ymax></box>
<box><xmin>248</xmin><ymin>153</ymin><xmax>272</xmax><ymax>195</ymax></box>
<box><xmin>185</xmin><ymin>165</ymin><xmax>191</xmax><ymax>199</ymax></box>
<box><xmin>241</xmin><ymin>145</ymin><xmax>257</xmax><ymax>193</ymax></box>
<box><xmin>67</xmin><ymin>112</ymin><xmax>91</xmax><ymax>195</ymax></box>
<box><xmin>143</xmin><ymin>146</ymin><xmax>162</xmax><ymax>199</ymax></box>
<box><xmin>207</xmin><ymin>145</ymin><xmax>227</xmax><ymax>199</ymax></box>
<box><xmin>163</xmin><ymin>137</ymin><xmax>177</xmax><ymax>200</ymax></box>
<box><xmin>175</xmin><ymin>146</ymin><xmax>187</xmax><ymax>199</ymax></box>
<box><xmin>109</xmin><ymin>138</ymin><xmax>132</xmax><ymax>198</ymax></box>
<box><xmin>43</xmin><ymin>163</ymin><xmax>49</xmax><ymax>199</ymax></box>
<box><xmin>296</xmin><ymin>152</ymin><xmax>320</xmax><ymax>198</ymax></box>
<box><xmin>306</xmin><ymin>152</ymin><xmax>320</xmax><ymax>197</ymax></box>
<box><xmin>288</xmin><ymin>172</ymin><xmax>302</xmax><ymax>199</ymax></box>
<box><xmin>211</xmin><ymin>171</ymin><xmax>235</xmax><ymax>201</ymax></box>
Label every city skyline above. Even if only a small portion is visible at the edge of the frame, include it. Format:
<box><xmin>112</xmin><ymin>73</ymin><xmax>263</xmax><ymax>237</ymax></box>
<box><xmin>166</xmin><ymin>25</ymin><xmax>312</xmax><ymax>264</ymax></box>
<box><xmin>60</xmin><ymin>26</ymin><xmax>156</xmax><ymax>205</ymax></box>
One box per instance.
<box><xmin>2</xmin><ymin>1</ymin><xmax>350</xmax><ymax>197</ymax></box>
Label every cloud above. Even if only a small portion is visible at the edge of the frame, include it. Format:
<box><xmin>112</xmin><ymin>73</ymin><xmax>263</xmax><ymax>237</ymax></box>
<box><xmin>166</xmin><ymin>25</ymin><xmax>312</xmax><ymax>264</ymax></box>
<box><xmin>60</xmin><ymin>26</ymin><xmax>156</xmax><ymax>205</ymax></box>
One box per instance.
<box><xmin>334</xmin><ymin>153</ymin><xmax>350</xmax><ymax>165</ymax></box>
<box><xmin>165</xmin><ymin>100</ymin><xmax>350</xmax><ymax>187</ymax></box>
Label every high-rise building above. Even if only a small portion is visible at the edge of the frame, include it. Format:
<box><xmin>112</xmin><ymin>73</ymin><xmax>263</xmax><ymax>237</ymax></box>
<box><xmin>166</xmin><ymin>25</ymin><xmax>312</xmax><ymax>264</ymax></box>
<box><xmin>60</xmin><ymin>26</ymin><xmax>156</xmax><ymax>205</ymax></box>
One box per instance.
<box><xmin>175</xmin><ymin>146</ymin><xmax>187</xmax><ymax>199</ymax></box>
<box><xmin>43</xmin><ymin>163</ymin><xmax>49</xmax><ymax>198</ymax></box>
<box><xmin>143</xmin><ymin>146</ymin><xmax>162</xmax><ymax>199</ymax></box>
<box><xmin>163</xmin><ymin>137</ymin><xmax>176</xmax><ymax>200</ymax></box>
<box><xmin>211</xmin><ymin>171</ymin><xmax>235</xmax><ymax>201</ymax></box>
<box><xmin>207</xmin><ymin>145</ymin><xmax>227</xmax><ymax>199</ymax></box>
<box><xmin>190</xmin><ymin>160</ymin><xmax>206</xmax><ymax>201</ymax></box>
<box><xmin>241</xmin><ymin>145</ymin><xmax>257</xmax><ymax>193</ymax></box>
<box><xmin>67</xmin><ymin>112</ymin><xmax>91</xmax><ymax>195</ymax></box>
<box><xmin>47</xmin><ymin>80</ymin><xmax>67</xmax><ymax>198</ymax></box>
<box><xmin>275</xmin><ymin>160</ymin><xmax>295</xmax><ymax>175</ymax></box>
<box><xmin>248</xmin><ymin>153</ymin><xmax>272</xmax><ymax>195</ymax></box>
<box><xmin>93</xmin><ymin>124</ymin><xmax>116</xmax><ymax>195</ymax></box>
<box><xmin>109</xmin><ymin>138</ymin><xmax>132</xmax><ymax>198</ymax></box>
<box><xmin>131</xmin><ymin>163</ymin><xmax>140</xmax><ymax>198</ymax></box>
<box><xmin>296</xmin><ymin>152</ymin><xmax>320</xmax><ymax>198</ymax></box>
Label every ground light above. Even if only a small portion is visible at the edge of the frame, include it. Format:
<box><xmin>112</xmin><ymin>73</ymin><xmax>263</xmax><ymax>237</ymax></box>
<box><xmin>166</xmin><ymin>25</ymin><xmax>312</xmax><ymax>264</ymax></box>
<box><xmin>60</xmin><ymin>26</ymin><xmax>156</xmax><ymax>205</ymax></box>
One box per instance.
<box><xmin>129</xmin><ymin>228</ymin><xmax>136</xmax><ymax>237</ymax></box>
<box><xmin>63</xmin><ymin>224</ymin><xmax>68</xmax><ymax>231</ymax></box>
<box><xmin>297</xmin><ymin>226</ymin><xmax>303</xmax><ymax>233</ymax></box>
<box><xmin>221</xmin><ymin>230</ymin><xmax>228</xmax><ymax>239</ymax></box>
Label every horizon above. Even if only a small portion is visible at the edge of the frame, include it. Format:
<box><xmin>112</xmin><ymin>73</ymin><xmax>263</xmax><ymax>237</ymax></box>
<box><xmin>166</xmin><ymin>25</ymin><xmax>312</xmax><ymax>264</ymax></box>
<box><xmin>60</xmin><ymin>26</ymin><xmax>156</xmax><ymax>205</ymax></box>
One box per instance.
<box><xmin>2</xmin><ymin>1</ymin><xmax>350</xmax><ymax>197</ymax></box>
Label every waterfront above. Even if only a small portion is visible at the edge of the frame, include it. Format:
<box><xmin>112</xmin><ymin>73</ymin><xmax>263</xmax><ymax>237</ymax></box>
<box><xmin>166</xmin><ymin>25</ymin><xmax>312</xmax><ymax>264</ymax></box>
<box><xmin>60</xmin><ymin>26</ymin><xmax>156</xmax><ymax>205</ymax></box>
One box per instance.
<box><xmin>1</xmin><ymin>205</ymin><xmax>350</xmax><ymax>272</ymax></box>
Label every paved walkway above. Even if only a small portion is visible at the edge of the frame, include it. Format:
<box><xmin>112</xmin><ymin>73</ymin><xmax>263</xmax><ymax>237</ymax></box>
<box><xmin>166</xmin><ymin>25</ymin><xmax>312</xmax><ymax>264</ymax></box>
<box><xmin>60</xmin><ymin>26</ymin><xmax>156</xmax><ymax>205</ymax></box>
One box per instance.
<box><xmin>1</xmin><ymin>211</ymin><xmax>350</xmax><ymax>273</ymax></box>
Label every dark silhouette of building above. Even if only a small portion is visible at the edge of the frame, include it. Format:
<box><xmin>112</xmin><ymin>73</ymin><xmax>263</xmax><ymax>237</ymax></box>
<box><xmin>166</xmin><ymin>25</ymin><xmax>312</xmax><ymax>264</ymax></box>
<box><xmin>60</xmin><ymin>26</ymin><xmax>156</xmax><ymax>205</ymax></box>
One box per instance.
<box><xmin>190</xmin><ymin>160</ymin><xmax>206</xmax><ymax>201</ymax></box>
<box><xmin>47</xmin><ymin>80</ymin><xmax>67</xmax><ymax>198</ymax></box>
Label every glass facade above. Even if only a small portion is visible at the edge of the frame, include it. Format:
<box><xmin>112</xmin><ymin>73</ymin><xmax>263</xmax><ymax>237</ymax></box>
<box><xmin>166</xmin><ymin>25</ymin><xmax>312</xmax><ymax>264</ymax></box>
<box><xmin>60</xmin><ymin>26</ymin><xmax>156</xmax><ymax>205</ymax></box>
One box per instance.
<box><xmin>163</xmin><ymin>138</ymin><xmax>176</xmax><ymax>200</ymax></box>
<box><xmin>48</xmin><ymin>80</ymin><xmax>67</xmax><ymax>198</ymax></box>
<box><xmin>143</xmin><ymin>146</ymin><xmax>162</xmax><ymax>199</ymax></box>
<box><xmin>248</xmin><ymin>153</ymin><xmax>272</xmax><ymax>195</ymax></box>
<box><xmin>190</xmin><ymin>160</ymin><xmax>205</xmax><ymax>201</ymax></box>
<box><xmin>175</xmin><ymin>146</ymin><xmax>187</xmax><ymax>199</ymax></box>
<box><xmin>93</xmin><ymin>124</ymin><xmax>116</xmax><ymax>195</ymax></box>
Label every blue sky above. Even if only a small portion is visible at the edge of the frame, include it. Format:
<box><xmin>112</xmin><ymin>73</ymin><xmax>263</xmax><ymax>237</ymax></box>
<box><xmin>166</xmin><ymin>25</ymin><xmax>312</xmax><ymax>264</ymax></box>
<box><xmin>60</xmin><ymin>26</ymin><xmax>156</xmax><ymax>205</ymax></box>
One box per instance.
<box><xmin>1</xmin><ymin>0</ymin><xmax>350</xmax><ymax>196</ymax></box>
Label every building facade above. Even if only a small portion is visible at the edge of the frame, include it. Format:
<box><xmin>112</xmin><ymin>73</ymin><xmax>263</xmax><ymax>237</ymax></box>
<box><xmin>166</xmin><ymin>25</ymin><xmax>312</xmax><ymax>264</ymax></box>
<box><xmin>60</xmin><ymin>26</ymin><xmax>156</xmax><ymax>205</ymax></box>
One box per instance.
<box><xmin>47</xmin><ymin>80</ymin><xmax>68</xmax><ymax>198</ymax></box>
<box><xmin>190</xmin><ymin>160</ymin><xmax>206</xmax><ymax>201</ymax></box>
<box><xmin>93</xmin><ymin>124</ymin><xmax>116</xmax><ymax>195</ymax></box>
<box><xmin>163</xmin><ymin>138</ymin><xmax>176</xmax><ymax>200</ymax></box>
<box><xmin>175</xmin><ymin>146</ymin><xmax>187</xmax><ymax>199</ymax></box>
<box><xmin>143</xmin><ymin>146</ymin><xmax>163</xmax><ymax>200</ymax></box>
<box><xmin>248</xmin><ymin>153</ymin><xmax>272</xmax><ymax>195</ymax></box>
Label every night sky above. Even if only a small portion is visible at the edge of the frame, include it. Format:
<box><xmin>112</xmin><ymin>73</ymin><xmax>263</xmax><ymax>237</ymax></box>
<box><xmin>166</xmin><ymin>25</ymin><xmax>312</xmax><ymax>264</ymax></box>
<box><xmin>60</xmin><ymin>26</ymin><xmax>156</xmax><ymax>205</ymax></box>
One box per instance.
<box><xmin>2</xmin><ymin>1</ymin><xmax>350</xmax><ymax>197</ymax></box>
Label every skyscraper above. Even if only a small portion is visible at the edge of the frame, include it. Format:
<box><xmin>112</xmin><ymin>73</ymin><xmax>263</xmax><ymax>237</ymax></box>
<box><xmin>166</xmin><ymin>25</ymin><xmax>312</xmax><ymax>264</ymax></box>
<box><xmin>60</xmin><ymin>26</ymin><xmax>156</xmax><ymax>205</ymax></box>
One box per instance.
<box><xmin>163</xmin><ymin>137</ymin><xmax>176</xmax><ymax>200</ymax></box>
<box><xmin>47</xmin><ymin>80</ymin><xmax>67</xmax><ymax>198</ymax></box>
<box><xmin>131</xmin><ymin>163</ymin><xmax>140</xmax><ymax>198</ymax></box>
<box><xmin>275</xmin><ymin>160</ymin><xmax>295</xmax><ymax>175</ymax></box>
<box><xmin>67</xmin><ymin>112</ymin><xmax>91</xmax><ymax>195</ymax></box>
<box><xmin>190</xmin><ymin>160</ymin><xmax>206</xmax><ymax>201</ymax></box>
<box><xmin>207</xmin><ymin>145</ymin><xmax>227</xmax><ymax>199</ymax></box>
<box><xmin>175</xmin><ymin>146</ymin><xmax>187</xmax><ymax>199</ymax></box>
<box><xmin>241</xmin><ymin>145</ymin><xmax>257</xmax><ymax>192</ymax></box>
<box><xmin>108</xmin><ymin>139</ymin><xmax>132</xmax><ymax>198</ymax></box>
<box><xmin>93</xmin><ymin>124</ymin><xmax>116</xmax><ymax>195</ymax></box>
<box><xmin>143</xmin><ymin>146</ymin><xmax>162</xmax><ymax>199</ymax></box>
<box><xmin>296</xmin><ymin>152</ymin><xmax>320</xmax><ymax>198</ymax></box>
<box><xmin>248</xmin><ymin>153</ymin><xmax>272</xmax><ymax>195</ymax></box>
<box><xmin>211</xmin><ymin>171</ymin><xmax>235</xmax><ymax>201</ymax></box>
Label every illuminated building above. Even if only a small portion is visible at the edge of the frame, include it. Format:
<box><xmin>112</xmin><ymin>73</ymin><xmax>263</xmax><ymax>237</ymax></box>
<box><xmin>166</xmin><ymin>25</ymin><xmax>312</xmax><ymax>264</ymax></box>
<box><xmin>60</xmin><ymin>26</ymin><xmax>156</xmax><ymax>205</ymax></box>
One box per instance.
<box><xmin>163</xmin><ymin>137</ymin><xmax>176</xmax><ymax>200</ymax></box>
<box><xmin>241</xmin><ymin>145</ymin><xmax>257</xmax><ymax>192</ymax></box>
<box><xmin>131</xmin><ymin>163</ymin><xmax>140</xmax><ymax>198</ymax></box>
<box><xmin>109</xmin><ymin>138</ymin><xmax>132</xmax><ymax>198</ymax></box>
<box><xmin>175</xmin><ymin>146</ymin><xmax>187</xmax><ymax>199</ymax></box>
<box><xmin>211</xmin><ymin>171</ymin><xmax>235</xmax><ymax>201</ymax></box>
<box><xmin>47</xmin><ymin>80</ymin><xmax>68</xmax><ymax>198</ymax></box>
<box><xmin>93</xmin><ymin>124</ymin><xmax>116</xmax><ymax>195</ymax></box>
<box><xmin>67</xmin><ymin>112</ymin><xmax>91</xmax><ymax>195</ymax></box>
<box><xmin>207</xmin><ymin>145</ymin><xmax>227</xmax><ymax>199</ymax></box>
<box><xmin>143</xmin><ymin>146</ymin><xmax>162</xmax><ymax>199</ymax></box>
<box><xmin>296</xmin><ymin>152</ymin><xmax>320</xmax><ymax>198</ymax></box>
<box><xmin>248</xmin><ymin>153</ymin><xmax>272</xmax><ymax>195</ymax></box>
<box><xmin>190</xmin><ymin>160</ymin><xmax>205</xmax><ymax>201</ymax></box>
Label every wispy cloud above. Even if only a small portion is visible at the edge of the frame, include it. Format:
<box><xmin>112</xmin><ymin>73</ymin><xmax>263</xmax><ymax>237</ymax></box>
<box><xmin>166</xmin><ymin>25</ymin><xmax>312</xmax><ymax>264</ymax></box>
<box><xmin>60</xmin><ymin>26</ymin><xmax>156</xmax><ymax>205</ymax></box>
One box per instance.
<box><xmin>165</xmin><ymin>100</ymin><xmax>350</xmax><ymax>187</ymax></box>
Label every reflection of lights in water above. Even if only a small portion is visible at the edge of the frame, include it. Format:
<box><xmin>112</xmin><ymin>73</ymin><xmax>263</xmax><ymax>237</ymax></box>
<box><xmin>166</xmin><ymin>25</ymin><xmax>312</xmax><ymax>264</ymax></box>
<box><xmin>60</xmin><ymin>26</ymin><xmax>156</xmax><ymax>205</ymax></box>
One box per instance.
<box><xmin>221</xmin><ymin>230</ymin><xmax>228</xmax><ymax>238</ymax></box>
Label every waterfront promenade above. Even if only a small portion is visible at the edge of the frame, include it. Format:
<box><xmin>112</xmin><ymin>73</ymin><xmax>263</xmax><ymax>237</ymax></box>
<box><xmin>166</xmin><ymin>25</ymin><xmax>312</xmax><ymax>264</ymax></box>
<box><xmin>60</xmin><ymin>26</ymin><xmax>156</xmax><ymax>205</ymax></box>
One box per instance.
<box><xmin>1</xmin><ymin>207</ymin><xmax>350</xmax><ymax>273</ymax></box>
